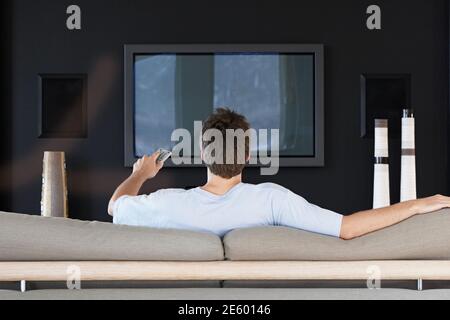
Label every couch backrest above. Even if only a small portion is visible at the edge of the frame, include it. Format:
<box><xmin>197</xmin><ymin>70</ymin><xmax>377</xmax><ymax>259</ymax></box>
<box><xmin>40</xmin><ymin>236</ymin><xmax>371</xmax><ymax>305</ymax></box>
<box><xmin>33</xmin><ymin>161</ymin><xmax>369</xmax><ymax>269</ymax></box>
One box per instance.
<box><xmin>224</xmin><ymin>209</ymin><xmax>450</xmax><ymax>261</ymax></box>
<box><xmin>0</xmin><ymin>212</ymin><xmax>224</xmax><ymax>261</ymax></box>
<box><xmin>3</xmin><ymin>209</ymin><xmax>450</xmax><ymax>262</ymax></box>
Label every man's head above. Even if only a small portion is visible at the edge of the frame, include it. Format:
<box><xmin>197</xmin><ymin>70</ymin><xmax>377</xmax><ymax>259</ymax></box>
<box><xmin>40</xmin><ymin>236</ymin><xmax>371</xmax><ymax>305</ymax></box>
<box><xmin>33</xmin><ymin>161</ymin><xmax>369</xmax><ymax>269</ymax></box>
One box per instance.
<box><xmin>201</xmin><ymin>108</ymin><xmax>251</xmax><ymax>179</ymax></box>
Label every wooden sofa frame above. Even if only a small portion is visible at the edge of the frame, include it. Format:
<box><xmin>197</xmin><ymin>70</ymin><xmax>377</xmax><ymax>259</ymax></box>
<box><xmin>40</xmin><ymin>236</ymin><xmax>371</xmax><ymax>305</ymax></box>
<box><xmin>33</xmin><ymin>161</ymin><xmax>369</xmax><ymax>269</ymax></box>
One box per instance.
<box><xmin>2</xmin><ymin>261</ymin><xmax>450</xmax><ymax>291</ymax></box>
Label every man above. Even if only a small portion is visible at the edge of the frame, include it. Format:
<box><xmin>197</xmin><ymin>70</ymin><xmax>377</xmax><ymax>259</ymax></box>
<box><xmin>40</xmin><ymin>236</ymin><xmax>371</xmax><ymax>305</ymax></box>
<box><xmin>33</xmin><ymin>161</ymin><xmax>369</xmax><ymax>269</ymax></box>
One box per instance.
<box><xmin>109</xmin><ymin>108</ymin><xmax>450</xmax><ymax>239</ymax></box>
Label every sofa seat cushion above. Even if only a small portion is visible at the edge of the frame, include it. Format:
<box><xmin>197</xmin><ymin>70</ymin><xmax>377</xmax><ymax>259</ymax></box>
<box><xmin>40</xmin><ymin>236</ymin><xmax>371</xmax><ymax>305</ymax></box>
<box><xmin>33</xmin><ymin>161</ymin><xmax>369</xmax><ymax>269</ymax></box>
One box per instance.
<box><xmin>0</xmin><ymin>212</ymin><xmax>223</xmax><ymax>261</ymax></box>
<box><xmin>224</xmin><ymin>209</ymin><xmax>450</xmax><ymax>261</ymax></box>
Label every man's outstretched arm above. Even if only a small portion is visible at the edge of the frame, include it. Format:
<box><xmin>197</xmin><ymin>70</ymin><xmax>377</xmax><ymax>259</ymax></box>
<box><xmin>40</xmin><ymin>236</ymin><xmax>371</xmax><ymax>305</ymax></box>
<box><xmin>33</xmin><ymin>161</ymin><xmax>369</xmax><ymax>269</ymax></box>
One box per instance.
<box><xmin>340</xmin><ymin>195</ymin><xmax>450</xmax><ymax>240</ymax></box>
<box><xmin>108</xmin><ymin>152</ymin><xmax>163</xmax><ymax>216</ymax></box>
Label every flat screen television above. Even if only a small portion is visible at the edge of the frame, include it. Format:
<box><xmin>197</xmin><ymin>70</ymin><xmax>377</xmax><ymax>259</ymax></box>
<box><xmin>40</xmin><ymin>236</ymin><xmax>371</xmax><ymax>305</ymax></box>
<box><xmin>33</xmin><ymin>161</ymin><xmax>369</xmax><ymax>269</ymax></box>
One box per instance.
<box><xmin>124</xmin><ymin>44</ymin><xmax>324</xmax><ymax>167</ymax></box>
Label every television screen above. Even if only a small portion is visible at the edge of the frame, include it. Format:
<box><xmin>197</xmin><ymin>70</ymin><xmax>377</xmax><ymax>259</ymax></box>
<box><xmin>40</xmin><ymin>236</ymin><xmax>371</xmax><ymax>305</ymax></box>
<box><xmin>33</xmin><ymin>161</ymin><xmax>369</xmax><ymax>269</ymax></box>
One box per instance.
<box><xmin>125</xmin><ymin>45</ymin><xmax>324</xmax><ymax>167</ymax></box>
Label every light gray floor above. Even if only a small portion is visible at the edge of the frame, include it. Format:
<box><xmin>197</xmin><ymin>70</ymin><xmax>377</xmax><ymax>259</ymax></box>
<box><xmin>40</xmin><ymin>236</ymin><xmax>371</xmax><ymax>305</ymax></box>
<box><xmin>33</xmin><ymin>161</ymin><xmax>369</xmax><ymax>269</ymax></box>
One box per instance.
<box><xmin>2</xmin><ymin>288</ymin><xmax>450</xmax><ymax>300</ymax></box>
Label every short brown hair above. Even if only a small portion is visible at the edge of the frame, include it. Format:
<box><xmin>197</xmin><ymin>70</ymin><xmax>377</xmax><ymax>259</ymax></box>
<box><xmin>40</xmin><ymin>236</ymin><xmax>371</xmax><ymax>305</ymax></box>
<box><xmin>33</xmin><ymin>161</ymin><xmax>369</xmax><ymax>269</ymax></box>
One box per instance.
<box><xmin>202</xmin><ymin>108</ymin><xmax>250</xmax><ymax>178</ymax></box>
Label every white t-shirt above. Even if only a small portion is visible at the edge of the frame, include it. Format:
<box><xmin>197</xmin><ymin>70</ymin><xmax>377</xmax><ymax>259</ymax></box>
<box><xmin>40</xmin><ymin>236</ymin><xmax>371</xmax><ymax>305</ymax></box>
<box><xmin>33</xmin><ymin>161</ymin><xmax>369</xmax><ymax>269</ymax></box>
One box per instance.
<box><xmin>113</xmin><ymin>182</ymin><xmax>343</xmax><ymax>238</ymax></box>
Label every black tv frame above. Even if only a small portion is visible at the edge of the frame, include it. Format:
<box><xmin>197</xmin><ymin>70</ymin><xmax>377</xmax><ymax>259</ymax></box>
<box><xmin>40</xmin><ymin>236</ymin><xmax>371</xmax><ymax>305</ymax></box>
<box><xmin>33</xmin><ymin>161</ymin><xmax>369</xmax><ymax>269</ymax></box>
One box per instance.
<box><xmin>124</xmin><ymin>44</ymin><xmax>325</xmax><ymax>167</ymax></box>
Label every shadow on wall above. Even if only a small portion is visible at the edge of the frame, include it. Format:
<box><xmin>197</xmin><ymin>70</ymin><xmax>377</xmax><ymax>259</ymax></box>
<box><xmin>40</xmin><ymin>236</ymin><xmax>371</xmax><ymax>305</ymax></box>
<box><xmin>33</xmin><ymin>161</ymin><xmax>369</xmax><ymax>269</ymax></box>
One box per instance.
<box><xmin>0</xmin><ymin>55</ymin><xmax>120</xmax><ymax>212</ymax></box>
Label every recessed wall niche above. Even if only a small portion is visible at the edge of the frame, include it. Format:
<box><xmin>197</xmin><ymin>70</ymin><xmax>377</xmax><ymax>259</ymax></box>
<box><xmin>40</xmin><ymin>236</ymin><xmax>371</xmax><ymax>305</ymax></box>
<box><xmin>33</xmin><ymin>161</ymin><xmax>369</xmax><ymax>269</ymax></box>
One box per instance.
<box><xmin>38</xmin><ymin>74</ymin><xmax>87</xmax><ymax>138</ymax></box>
<box><xmin>360</xmin><ymin>74</ymin><xmax>411</xmax><ymax>139</ymax></box>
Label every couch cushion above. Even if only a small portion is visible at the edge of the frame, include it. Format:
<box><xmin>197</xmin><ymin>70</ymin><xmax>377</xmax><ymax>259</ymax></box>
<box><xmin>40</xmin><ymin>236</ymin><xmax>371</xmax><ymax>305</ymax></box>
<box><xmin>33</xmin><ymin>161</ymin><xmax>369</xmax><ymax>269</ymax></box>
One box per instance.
<box><xmin>224</xmin><ymin>209</ymin><xmax>450</xmax><ymax>260</ymax></box>
<box><xmin>0</xmin><ymin>212</ymin><xmax>223</xmax><ymax>261</ymax></box>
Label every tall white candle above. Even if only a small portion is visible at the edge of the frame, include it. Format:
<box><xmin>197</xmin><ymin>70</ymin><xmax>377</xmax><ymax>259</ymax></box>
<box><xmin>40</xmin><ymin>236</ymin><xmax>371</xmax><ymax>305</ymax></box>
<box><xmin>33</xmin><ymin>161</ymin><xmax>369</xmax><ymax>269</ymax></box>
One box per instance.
<box><xmin>373</xmin><ymin>119</ymin><xmax>390</xmax><ymax>209</ymax></box>
<box><xmin>400</xmin><ymin>109</ymin><xmax>417</xmax><ymax>202</ymax></box>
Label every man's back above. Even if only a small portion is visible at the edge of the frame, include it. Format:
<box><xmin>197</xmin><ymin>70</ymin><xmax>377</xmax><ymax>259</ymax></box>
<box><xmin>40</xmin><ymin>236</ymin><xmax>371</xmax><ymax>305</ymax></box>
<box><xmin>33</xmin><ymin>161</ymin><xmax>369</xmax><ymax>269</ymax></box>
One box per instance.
<box><xmin>109</xmin><ymin>108</ymin><xmax>450</xmax><ymax>241</ymax></box>
<box><xmin>113</xmin><ymin>182</ymin><xmax>342</xmax><ymax>237</ymax></box>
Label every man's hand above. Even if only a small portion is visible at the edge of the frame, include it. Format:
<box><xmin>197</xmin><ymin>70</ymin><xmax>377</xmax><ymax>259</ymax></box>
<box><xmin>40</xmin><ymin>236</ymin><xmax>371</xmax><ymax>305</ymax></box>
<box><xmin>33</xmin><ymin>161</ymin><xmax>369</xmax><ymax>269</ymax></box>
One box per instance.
<box><xmin>108</xmin><ymin>151</ymin><xmax>164</xmax><ymax>216</ymax></box>
<box><xmin>413</xmin><ymin>194</ymin><xmax>450</xmax><ymax>215</ymax></box>
<box><xmin>132</xmin><ymin>152</ymin><xmax>164</xmax><ymax>181</ymax></box>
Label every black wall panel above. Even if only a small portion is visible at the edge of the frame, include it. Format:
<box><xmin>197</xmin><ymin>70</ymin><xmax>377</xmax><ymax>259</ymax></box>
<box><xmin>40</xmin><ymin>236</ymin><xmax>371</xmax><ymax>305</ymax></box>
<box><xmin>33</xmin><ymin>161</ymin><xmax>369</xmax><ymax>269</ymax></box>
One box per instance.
<box><xmin>39</xmin><ymin>74</ymin><xmax>87</xmax><ymax>138</ymax></box>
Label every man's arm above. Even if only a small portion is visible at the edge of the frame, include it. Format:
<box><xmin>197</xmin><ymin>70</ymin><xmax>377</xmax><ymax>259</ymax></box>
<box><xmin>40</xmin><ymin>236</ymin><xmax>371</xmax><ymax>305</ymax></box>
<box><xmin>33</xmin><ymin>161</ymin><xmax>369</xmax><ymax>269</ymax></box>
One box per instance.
<box><xmin>340</xmin><ymin>194</ymin><xmax>450</xmax><ymax>240</ymax></box>
<box><xmin>108</xmin><ymin>152</ymin><xmax>163</xmax><ymax>216</ymax></box>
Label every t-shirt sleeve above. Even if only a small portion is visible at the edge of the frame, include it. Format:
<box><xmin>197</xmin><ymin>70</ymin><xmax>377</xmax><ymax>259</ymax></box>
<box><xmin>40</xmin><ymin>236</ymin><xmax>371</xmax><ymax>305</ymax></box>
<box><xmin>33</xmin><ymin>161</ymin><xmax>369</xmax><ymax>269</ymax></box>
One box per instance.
<box><xmin>112</xmin><ymin>193</ymin><xmax>164</xmax><ymax>227</ymax></box>
<box><xmin>273</xmin><ymin>189</ymin><xmax>343</xmax><ymax>237</ymax></box>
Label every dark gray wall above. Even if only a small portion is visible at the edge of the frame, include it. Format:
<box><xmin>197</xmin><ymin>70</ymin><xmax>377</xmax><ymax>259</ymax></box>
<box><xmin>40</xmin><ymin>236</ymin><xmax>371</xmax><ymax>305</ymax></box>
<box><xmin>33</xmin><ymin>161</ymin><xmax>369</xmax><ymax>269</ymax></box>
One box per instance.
<box><xmin>1</xmin><ymin>0</ymin><xmax>449</xmax><ymax>221</ymax></box>
<box><xmin>1</xmin><ymin>0</ymin><xmax>12</xmax><ymax>212</ymax></box>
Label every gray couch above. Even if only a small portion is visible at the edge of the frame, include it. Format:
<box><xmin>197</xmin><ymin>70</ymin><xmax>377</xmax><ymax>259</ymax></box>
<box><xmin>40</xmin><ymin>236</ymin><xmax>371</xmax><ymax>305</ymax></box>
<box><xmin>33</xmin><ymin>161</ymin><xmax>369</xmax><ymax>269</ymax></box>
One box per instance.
<box><xmin>1</xmin><ymin>209</ymin><xmax>450</xmax><ymax>300</ymax></box>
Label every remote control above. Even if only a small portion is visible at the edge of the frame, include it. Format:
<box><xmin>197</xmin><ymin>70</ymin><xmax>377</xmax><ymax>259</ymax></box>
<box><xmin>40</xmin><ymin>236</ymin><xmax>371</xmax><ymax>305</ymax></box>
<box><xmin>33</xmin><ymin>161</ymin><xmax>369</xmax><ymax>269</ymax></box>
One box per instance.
<box><xmin>156</xmin><ymin>148</ymin><xmax>172</xmax><ymax>163</ymax></box>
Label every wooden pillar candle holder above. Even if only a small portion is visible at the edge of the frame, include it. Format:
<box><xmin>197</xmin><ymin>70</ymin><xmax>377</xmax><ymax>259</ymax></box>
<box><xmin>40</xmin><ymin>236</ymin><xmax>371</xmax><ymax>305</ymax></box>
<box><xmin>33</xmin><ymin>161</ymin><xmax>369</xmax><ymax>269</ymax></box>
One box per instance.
<box><xmin>41</xmin><ymin>151</ymin><xmax>68</xmax><ymax>218</ymax></box>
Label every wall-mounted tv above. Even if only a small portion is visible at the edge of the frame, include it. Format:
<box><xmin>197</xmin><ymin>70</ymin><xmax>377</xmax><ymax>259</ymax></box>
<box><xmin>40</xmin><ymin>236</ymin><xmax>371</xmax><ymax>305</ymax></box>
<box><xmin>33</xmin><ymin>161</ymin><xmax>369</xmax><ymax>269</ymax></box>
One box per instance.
<box><xmin>124</xmin><ymin>44</ymin><xmax>324</xmax><ymax>167</ymax></box>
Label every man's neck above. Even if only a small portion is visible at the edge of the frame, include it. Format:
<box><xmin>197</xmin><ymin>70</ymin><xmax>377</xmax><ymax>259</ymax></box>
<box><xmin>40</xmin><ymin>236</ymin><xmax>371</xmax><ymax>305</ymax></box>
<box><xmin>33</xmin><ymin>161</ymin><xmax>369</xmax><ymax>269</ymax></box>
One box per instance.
<box><xmin>201</xmin><ymin>171</ymin><xmax>242</xmax><ymax>196</ymax></box>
